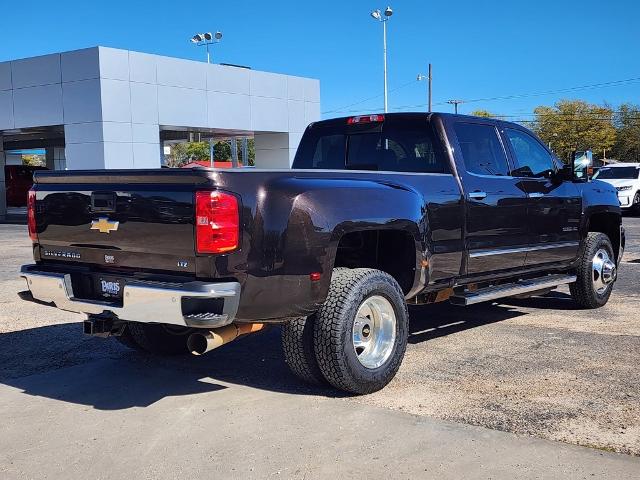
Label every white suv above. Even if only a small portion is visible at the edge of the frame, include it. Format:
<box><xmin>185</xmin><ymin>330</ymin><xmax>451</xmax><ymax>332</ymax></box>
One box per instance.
<box><xmin>592</xmin><ymin>163</ymin><xmax>640</xmax><ymax>214</ymax></box>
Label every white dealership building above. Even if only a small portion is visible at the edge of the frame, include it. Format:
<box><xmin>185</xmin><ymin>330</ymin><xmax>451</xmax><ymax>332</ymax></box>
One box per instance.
<box><xmin>0</xmin><ymin>46</ymin><xmax>321</xmax><ymax>219</ymax></box>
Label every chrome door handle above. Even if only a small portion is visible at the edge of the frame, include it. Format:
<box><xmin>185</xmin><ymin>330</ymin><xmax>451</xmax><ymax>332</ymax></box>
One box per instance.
<box><xmin>468</xmin><ymin>191</ymin><xmax>487</xmax><ymax>200</ymax></box>
<box><xmin>529</xmin><ymin>192</ymin><xmax>545</xmax><ymax>198</ymax></box>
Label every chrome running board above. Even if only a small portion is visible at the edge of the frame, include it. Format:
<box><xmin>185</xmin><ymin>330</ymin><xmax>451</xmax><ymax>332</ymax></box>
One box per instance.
<box><xmin>450</xmin><ymin>274</ymin><xmax>576</xmax><ymax>306</ymax></box>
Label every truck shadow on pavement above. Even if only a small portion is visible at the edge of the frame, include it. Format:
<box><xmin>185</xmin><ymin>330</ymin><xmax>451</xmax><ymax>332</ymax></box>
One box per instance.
<box><xmin>0</xmin><ymin>324</ymin><xmax>339</xmax><ymax>409</ymax></box>
<box><xmin>0</xmin><ymin>292</ymin><xmax>576</xmax><ymax>410</ymax></box>
<box><xmin>407</xmin><ymin>291</ymin><xmax>578</xmax><ymax>344</ymax></box>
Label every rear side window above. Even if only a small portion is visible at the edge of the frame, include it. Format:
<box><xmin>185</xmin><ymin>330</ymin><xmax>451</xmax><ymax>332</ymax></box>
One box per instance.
<box><xmin>454</xmin><ymin>123</ymin><xmax>509</xmax><ymax>176</ymax></box>
<box><xmin>293</xmin><ymin>117</ymin><xmax>447</xmax><ymax>173</ymax></box>
<box><xmin>308</xmin><ymin>134</ymin><xmax>346</xmax><ymax>169</ymax></box>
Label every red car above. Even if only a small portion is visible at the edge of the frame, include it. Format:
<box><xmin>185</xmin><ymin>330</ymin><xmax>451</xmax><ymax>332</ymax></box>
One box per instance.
<box><xmin>5</xmin><ymin>165</ymin><xmax>48</xmax><ymax>207</ymax></box>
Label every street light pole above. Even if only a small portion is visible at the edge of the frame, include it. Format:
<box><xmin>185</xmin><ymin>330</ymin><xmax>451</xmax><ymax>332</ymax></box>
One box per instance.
<box><xmin>382</xmin><ymin>19</ymin><xmax>388</xmax><ymax>113</ymax></box>
<box><xmin>371</xmin><ymin>7</ymin><xmax>393</xmax><ymax>113</ymax></box>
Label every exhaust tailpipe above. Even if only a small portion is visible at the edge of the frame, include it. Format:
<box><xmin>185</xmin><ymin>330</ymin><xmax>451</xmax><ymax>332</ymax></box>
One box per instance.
<box><xmin>187</xmin><ymin>323</ymin><xmax>265</xmax><ymax>355</ymax></box>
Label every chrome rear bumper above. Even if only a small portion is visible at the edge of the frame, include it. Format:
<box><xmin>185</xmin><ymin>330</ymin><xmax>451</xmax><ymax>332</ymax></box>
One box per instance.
<box><xmin>20</xmin><ymin>265</ymin><xmax>240</xmax><ymax>329</ymax></box>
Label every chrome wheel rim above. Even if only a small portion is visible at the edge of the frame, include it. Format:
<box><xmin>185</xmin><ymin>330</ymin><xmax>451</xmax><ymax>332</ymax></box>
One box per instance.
<box><xmin>352</xmin><ymin>295</ymin><xmax>396</xmax><ymax>369</ymax></box>
<box><xmin>592</xmin><ymin>248</ymin><xmax>616</xmax><ymax>295</ymax></box>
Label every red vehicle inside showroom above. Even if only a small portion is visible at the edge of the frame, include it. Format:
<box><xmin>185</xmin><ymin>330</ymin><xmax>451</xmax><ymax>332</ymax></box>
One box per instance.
<box><xmin>5</xmin><ymin>165</ymin><xmax>48</xmax><ymax>207</ymax></box>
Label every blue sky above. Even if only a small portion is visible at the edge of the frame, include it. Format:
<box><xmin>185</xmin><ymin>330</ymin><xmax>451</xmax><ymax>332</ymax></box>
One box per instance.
<box><xmin>1</xmin><ymin>0</ymin><xmax>638</xmax><ymax>120</ymax></box>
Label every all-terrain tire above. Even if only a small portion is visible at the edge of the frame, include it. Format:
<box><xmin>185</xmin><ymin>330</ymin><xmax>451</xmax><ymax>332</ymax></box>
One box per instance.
<box><xmin>281</xmin><ymin>316</ymin><xmax>327</xmax><ymax>386</ymax></box>
<box><xmin>313</xmin><ymin>268</ymin><xmax>409</xmax><ymax>395</ymax></box>
<box><xmin>569</xmin><ymin>232</ymin><xmax>616</xmax><ymax>309</ymax></box>
<box><xmin>123</xmin><ymin>322</ymin><xmax>192</xmax><ymax>355</ymax></box>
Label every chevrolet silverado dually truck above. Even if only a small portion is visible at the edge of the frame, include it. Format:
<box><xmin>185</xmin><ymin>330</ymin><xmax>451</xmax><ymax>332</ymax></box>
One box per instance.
<box><xmin>19</xmin><ymin>113</ymin><xmax>625</xmax><ymax>394</ymax></box>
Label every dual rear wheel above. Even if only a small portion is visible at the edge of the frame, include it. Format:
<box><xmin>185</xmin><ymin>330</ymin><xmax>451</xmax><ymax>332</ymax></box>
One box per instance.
<box><xmin>282</xmin><ymin>268</ymin><xmax>409</xmax><ymax>395</ymax></box>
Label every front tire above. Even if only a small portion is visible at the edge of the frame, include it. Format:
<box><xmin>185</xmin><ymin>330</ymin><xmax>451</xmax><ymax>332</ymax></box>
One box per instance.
<box><xmin>569</xmin><ymin>232</ymin><xmax>617</xmax><ymax>309</ymax></box>
<box><xmin>313</xmin><ymin>268</ymin><xmax>409</xmax><ymax>395</ymax></box>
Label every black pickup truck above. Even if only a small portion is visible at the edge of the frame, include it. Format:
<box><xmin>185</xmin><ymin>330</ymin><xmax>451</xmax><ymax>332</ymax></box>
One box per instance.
<box><xmin>20</xmin><ymin>113</ymin><xmax>624</xmax><ymax>394</ymax></box>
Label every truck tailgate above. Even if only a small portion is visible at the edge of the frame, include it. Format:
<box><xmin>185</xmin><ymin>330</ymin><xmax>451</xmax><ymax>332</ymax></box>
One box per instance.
<box><xmin>33</xmin><ymin>170</ymin><xmax>207</xmax><ymax>275</ymax></box>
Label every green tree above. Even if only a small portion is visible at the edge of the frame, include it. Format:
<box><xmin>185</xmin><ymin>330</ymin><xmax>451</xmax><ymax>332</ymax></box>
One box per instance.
<box><xmin>22</xmin><ymin>154</ymin><xmax>46</xmax><ymax>167</ymax></box>
<box><xmin>470</xmin><ymin>109</ymin><xmax>498</xmax><ymax>118</ymax></box>
<box><xmin>531</xmin><ymin>100</ymin><xmax>616</xmax><ymax>162</ymax></box>
<box><xmin>165</xmin><ymin>142</ymin><xmax>208</xmax><ymax>167</ymax></box>
<box><xmin>613</xmin><ymin>103</ymin><xmax>640</xmax><ymax>162</ymax></box>
<box><xmin>245</xmin><ymin>138</ymin><xmax>256</xmax><ymax>166</ymax></box>
<box><xmin>165</xmin><ymin>140</ymin><xmax>252</xmax><ymax>167</ymax></box>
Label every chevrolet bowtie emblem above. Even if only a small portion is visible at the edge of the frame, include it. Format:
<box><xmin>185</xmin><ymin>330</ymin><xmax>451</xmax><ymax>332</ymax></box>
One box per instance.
<box><xmin>90</xmin><ymin>217</ymin><xmax>119</xmax><ymax>234</ymax></box>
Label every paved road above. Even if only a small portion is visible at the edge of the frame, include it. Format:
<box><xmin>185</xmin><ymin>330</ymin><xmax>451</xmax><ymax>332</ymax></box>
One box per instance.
<box><xmin>1</xmin><ymin>221</ymin><xmax>639</xmax><ymax>479</ymax></box>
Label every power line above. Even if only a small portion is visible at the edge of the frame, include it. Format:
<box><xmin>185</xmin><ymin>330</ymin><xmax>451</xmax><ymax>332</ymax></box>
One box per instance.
<box><xmin>451</xmin><ymin>77</ymin><xmax>640</xmax><ymax>105</ymax></box>
<box><xmin>387</xmin><ymin>76</ymin><xmax>640</xmax><ymax>112</ymax></box>
<box><xmin>320</xmin><ymin>74</ymin><xmax>640</xmax><ymax>118</ymax></box>
<box><xmin>516</xmin><ymin>118</ymin><xmax>640</xmax><ymax>123</ymax></box>
<box><xmin>321</xmin><ymin>79</ymin><xmax>420</xmax><ymax>115</ymax></box>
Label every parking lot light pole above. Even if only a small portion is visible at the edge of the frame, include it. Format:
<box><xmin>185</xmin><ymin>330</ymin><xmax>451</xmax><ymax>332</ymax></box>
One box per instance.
<box><xmin>190</xmin><ymin>31</ymin><xmax>223</xmax><ymax>64</ymax></box>
<box><xmin>371</xmin><ymin>7</ymin><xmax>393</xmax><ymax>113</ymax></box>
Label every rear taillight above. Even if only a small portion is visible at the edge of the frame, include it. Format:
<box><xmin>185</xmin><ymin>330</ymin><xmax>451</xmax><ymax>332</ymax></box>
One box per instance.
<box><xmin>347</xmin><ymin>114</ymin><xmax>385</xmax><ymax>125</ymax></box>
<box><xmin>195</xmin><ymin>190</ymin><xmax>239</xmax><ymax>254</ymax></box>
<box><xmin>27</xmin><ymin>189</ymin><xmax>37</xmax><ymax>243</ymax></box>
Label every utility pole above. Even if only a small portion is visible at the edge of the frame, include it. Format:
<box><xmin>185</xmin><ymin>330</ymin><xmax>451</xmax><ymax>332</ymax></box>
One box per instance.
<box><xmin>447</xmin><ymin>99</ymin><xmax>464</xmax><ymax>114</ymax></box>
<box><xmin>428</xmin><ymin>63</ymin><xmax>432</xmax><ymax>113</ymax></box>
<box><xmin>417</xmin><ymin>63</ymin><xmax>433</xmax><ymax>112</ymax></box>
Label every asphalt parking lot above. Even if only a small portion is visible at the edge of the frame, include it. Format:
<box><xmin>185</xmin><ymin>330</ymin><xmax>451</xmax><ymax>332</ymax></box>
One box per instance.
<box><xmin>0</xmin><ymin>219</ymin><xmax>639</xmax><ymax>478</ymax></box>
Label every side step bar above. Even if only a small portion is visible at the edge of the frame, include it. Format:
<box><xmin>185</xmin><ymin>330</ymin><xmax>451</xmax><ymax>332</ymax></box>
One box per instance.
<box><xmin>450</xmin><ymin>274</ymin><xmax>576</xmax><ymax>306</ymax></box>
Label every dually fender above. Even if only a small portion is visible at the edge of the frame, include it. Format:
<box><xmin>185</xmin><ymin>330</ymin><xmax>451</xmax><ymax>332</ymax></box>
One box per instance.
<box><xmin>285</xmin><ymin>178</ymin><xmax>426</xmax><ymax>300</ymax></box>
<box><xmin>239</xmin><ymin>176</ymin><xmax>429</xmax><ymax>320</ymax></box>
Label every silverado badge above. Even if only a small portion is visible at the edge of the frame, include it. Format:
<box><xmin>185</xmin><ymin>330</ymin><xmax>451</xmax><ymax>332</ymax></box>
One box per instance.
<box><xmin>91</xmin><ymin>217</ymin><xmax>119</xmax><ymax>234</ymax></box>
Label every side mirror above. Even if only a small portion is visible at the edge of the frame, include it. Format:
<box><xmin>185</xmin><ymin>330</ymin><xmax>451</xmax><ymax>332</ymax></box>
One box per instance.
<box><xmin>571</xmin><ymin>150</ymin><xmax>592</xmax><ymax>181</ymax></box>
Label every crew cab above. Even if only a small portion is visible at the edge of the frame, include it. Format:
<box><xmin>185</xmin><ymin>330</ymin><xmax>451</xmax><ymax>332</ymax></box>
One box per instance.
<box><xmin>19</xmin><ymin>113</ymin><xmax>624</xmax><ymax>394</ymax></box>
<box><xmin>592</xmin><ymin>163</ymin><xmax>640</xmax><ymax>214</ymax></box>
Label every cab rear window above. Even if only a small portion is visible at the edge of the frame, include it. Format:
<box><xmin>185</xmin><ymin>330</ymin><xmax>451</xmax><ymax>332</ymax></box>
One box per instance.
<box><xmin>293</xmin><ymin>116</ymin><xmax>448</xmax><ymax>173</ymax></box>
